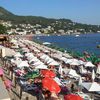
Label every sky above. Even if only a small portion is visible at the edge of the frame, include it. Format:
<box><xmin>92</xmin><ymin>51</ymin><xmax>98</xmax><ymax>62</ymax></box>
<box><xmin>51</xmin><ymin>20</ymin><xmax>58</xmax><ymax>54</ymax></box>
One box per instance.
<box><xmin>0</xmin><ymin>0</ymin><xmax>100</xmax><ymax>25</ymax></box>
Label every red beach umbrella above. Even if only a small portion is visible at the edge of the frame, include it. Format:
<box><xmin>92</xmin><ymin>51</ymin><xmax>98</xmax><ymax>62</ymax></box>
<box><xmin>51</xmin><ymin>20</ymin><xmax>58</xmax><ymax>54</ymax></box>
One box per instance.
<box><xmin>42</xmin><ymin>77</ymin><xmax>61</xmax><ymax>93</ymax></box>
<box><xmin>64</xmin><ymin>94</ymin><xmax>83</xmax><ymax>100</ymax></box>
<box><xmin>41</xmin><ymin>69</ymin><xmax>56</xmax><ymax>78</ymax></box>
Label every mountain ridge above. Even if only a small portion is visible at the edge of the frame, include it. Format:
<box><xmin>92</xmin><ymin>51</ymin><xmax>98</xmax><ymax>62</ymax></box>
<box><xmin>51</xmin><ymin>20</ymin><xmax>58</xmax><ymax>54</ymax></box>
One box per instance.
<box><xmin>0</xmin><ymin>6</ymin><xmax>74</xmax><ymax>24</ymax></box>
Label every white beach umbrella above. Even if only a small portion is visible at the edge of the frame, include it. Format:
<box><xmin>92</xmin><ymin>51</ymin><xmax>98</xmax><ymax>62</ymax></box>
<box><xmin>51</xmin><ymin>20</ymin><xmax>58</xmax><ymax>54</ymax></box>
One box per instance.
<box><xmin>92</xmin><ymin>69</ymin><xmax>95</xmax><ymax>81</ymax></box>
<box><xmin>34</xmin><ymin>49</ymin><xmax>40</xmax><ymax>53</ymax></box>
<box><xmin>79</xmin><ymin>77</ymin><xmax>82</xmax><ymax>86</ymax></box>
<box><xmin>65</xmin><ymin>59</ymin><xmax>73</xmax><ymax>64</ymax></box>
<box><xmin>60</xmin><ymin>57</ymin><xmax>68</xmax><ymax>62</ymax></box>
<box><xmin>49</xmin><ymin>61</ymin><xmax>59</xmax><ymax>66</ymax></box>
<box><xmin>58</xmin><ymin>65</ymin><xmax>63</xmax><ymax>76</ymax></box>
<box><xmin>84</xmin><ymin>62</ymin><xmax>95</xmax><ymax>67</ymax></box>
<box><xmin>25</xmin><ymin>53</ymin><xmax>33</xmax><ymax>57</ymax></box>
<box><xmin>79</xmin><ymin>65</ymin><xmax>87</xmax><ymax>74</ymax></box>
<box><xmin>67</xmin><ymin>69</ymin><xmax>80</xmax><ymax>78</ymax></box>
<box><xmin>44</xmin><ymin>56</ymin><xmax>51</xmax><ymax>62</ymax></box>
<box><xmin>96</xmin><ymin>66</ymin><xmax>100</xmax><ymax>75</ymax></box>
<box><xmin>29</xmin><ymin>58</ymin><xmax>39</xmax><ymax>63</ymax></box>
<box><xmin>64</xmin><ymin>53</ymin><xmax>72</xmax><ymax>58</ymax></box>
<box><xmin>44</xmin><ymin>50</ymin><xmax>50</xmax><ymax>53</ymax></box>
<box><xmin>40</xmin><ymin>54</ymin><xmax>48</xmax><ymax>59</ymax></box>
<box><xmin>33</xmin><ymin>61</ymin><xmax>44</xmax><ymax>66</ymax></box>
<box><xmin>70</xmin><ymin>60</ymin><xmax>80</xmax><ymax>66</ymax></box>
<box><xmin>35</xmin><ymin>64</ymin><xmax>48</xmax><ymax>69</ymax></box>
<box><xmin>17</xmin><ymin>61</ymin><xmax>29</xmax><ymax>68</ymax></box>
<box><xmin>81</xmin><ymin>82</ymin><xmax>100</xmax><ymax>91</ymax></box>
<box><xmin>46</xmin><ymin>58</ymin><xmax>54</xmax><ymax>64</ymax></box>
<box><xmin>78</xmin><ymin>60</ymin><xmax>84</xmax><ymax>65</ymax></box>
<box><xmin>65</xmin><ymin>59</ymin><xmax>79</xmax><ymax>65</ymax></box>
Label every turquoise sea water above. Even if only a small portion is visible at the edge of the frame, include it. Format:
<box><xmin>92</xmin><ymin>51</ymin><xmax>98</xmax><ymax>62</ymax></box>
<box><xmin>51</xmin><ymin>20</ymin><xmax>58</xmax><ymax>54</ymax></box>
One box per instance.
<box><xmin>33</xmin><ymin>33</ymin><xmax>100</xmax><ymax>56</ymax></box>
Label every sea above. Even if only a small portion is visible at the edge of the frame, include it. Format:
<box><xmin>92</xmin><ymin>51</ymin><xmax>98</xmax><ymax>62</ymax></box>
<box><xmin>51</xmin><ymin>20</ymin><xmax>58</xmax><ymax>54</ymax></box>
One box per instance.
<box><xmin>33</xmin><ymin>33</ymin><xmax>100</xmax><ymax>56</ymax></box>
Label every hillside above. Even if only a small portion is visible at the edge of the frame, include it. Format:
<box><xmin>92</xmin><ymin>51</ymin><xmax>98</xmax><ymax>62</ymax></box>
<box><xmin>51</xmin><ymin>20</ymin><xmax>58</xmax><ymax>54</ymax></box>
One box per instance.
<box><xmin>0</xmin><ymin>6</ymin><xmax>100</xmax><ymax>33</ymax></box>
<box><xmin>0</xmin><ymin>7</ymin><xmax>72</xmax><ymax>24</ymax></box>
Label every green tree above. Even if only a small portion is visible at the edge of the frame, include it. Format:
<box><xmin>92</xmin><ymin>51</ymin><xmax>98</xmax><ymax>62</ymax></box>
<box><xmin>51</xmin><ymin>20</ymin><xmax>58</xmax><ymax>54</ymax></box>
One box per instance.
<box><xmin>0</xmin><ymin>24</ymin><xmax>7</xmax><ymax>34</ymax></box>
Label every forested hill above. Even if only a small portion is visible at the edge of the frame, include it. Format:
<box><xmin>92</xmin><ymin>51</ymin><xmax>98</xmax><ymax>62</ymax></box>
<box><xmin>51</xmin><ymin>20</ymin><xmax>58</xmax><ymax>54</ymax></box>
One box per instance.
<box><xmin>0</xmin><ymin>7</ymin><xmax>72</xmax><ymax>24</ymax></box>
<box><xmin>0</xmin><ymin>6</ymin><xmax>100</xmax><ymax>33</ymax></box>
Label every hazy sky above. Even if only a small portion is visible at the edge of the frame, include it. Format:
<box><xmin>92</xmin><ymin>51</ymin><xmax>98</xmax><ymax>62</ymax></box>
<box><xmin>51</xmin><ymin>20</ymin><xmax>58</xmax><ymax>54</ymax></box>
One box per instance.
<box><xmin>0</xmin><ymin>0</ymin><xmax>100</xmax><ymax>25</ymax></box>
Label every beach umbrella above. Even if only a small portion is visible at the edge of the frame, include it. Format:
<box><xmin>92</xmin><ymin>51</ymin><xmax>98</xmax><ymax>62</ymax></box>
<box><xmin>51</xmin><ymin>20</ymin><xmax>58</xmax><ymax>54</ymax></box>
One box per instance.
<box><xmin>40</xmin><ymin>54</ymin><xmax>48</xmax><ymax>59</ymax></box>
<box><xmin>33</xmin><ymin>61</ymin><xmax>44</xmax><ymax>66</ymax></box>
<box><xmin>46</xmin><ymin>58</ymin><xmax>54</xmax><ymax>64</ymax></box>
<box><xmin>49</xmin><ymin>61</ymin><xmax>59</xmax><ymax>66</ymax></box>
<box><xmin>10</xmin><ymin>58</ymin><xmax>22</xmax><ymax>64</ymax></box>
<box><xmin>58</xmin><ymin>65</ymin><xmax>63</xmax><ymax>76</ymax></box>
<box><xmin>29</xmin><ymin>58</ymin><xmax>39</xmax><ymax>63</ymax></box>
<box><xmin>44</xmin><ymin>57</ymin><xmax>52</xmax><ymax>62</ymax></box>
<box><xmin>44</xmin><ymin>50</ymin><xmax>50</xmax><ymax>53</ymax></box>
<box><xmin>65</xmin><ymin>59</ymin><xmax>73</xmax><ymax>64</ymax></box>
<box><xmin>60</xmin><ymin>57</ymin><xmax>68</xmax><ymax>62</ymax></box>
<box><xmin>69</xmin><ymin>59</ymin><xmax>80</xmax><ymax>66</ymax></box>
<box><xmin>81</xmin><ymin>82</ymin><xmax>100</xmax><ymax>92</ymax></box>
<box><xmin>34</xmin><ymin>49</ymin><xmax>40</xmax><ymax>53</ymax></box>
<box><xmin>79</xmin><ymin>77</ymin><xmax>82</xmax><ymax>86</ymax></box>
<box><xmin>17</xmin><ymin>61</ymin><xmax>29</xmax><ymax>68</ymax></box>
<box><xmin>25</xmin><ymin>53</ymin><xmax>33</xmax><ymax>57</ymax></box>
<box><xmin>96</xmin><ymin>65</ymin><xmax>100</xmax><ymax>75</ymax></box>
<box><xmin>42</xmin><ymin>77</ymin><xmax>61</xmax><ymax>93</ymax></box>
<box><xmin>35</xmin><ymin>64</ymin><xmax>48</xmax><ymax>69</ymax></box>
<box><xmin>78</xmin><ymin>60</ymin><xmax>84</xmax><ymax>65</ymax></box>
<box><xmin>92</xmin><ymin>69</ymin><xmax>95</xmax><ymax>82</ymax></box>
<box><xmin>41</xmin><ymin>70</ymin><xmax>56</xmax><ymax>78</ymax></box>
<box><xmin>67</xmin><ymin>69</ymin><xmax>80</xmax><ymax>78</ymax></box>
<box><xmin>84</xmin><ymin>62</ymin><xmax>95</xmax><ymax>68</ymax></box>
<box><xmin>64</xmin><ymin>94</ymin><xmax>83</xmax><ymax>100</ymax></box>
<box><xmin>79</xmin><ymin>65</ymin><xmax>87</xmax><ymax>74</ymax></box>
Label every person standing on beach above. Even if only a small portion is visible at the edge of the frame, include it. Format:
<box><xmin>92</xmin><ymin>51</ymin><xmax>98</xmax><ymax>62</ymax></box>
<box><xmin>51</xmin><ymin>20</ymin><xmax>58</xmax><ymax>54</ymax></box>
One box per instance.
<box><xmin>71</xmin><ymin>84</ymin><xmax>75</xmax><ymax>93</ymax></box>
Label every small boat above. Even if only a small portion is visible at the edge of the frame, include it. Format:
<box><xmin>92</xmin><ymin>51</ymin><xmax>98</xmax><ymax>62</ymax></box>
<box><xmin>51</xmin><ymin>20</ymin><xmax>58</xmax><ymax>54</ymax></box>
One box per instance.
<box><xmin>75</xmin><ymin>34</ymin><xmax>80</xmax><ymax>37</ymax></box>
<box><xmin>43</xmin><ymin>42</ymin><xmax>51</xmax><ymax>45</ymax></box>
